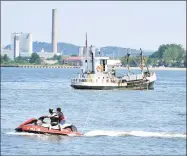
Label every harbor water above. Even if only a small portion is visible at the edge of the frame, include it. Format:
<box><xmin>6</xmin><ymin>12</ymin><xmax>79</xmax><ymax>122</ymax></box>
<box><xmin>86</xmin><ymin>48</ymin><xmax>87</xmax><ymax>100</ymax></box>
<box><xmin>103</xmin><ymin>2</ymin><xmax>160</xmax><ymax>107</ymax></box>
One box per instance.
<box><xmin>1</xmin><ymin>67</ymin><xmax>186</xmax><ymax>155</ymax></box>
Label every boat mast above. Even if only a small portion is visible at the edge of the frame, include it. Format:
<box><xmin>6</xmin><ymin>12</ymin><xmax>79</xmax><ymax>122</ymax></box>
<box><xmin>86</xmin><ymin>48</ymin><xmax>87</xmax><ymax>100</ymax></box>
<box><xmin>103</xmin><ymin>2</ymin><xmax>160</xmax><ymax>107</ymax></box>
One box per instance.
<box><xmin>127</xmin><ymin>49</ymin><xmax>130</xmax><ymax>75</ymax></box>
<box><xmin>140</xmin><ymin>48</ymin><xmax>144</xmax><ymax>73</ymax></box>
<box><xmin>140</xmin><ymin>48</ymin><xmax>150</xmax><ymax>73</ymax></box>
<box><xmin>85</xmin><ymin>32</ymin><xmax>88</xmax><ymax>72</ymax></box>
<box><xmin>90</xmin><ymin>45</ymin><xmax>94</xmax><ymax>73</ymax></box>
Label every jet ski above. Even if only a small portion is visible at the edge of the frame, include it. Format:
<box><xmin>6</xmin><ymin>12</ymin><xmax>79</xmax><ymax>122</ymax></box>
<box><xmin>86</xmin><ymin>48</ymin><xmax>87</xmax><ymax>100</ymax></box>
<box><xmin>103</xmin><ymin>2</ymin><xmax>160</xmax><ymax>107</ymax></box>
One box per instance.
<box><xmin>15</xmin><ymin>116</ymin><xmax>82</xmax><ymax>136</ymax></box>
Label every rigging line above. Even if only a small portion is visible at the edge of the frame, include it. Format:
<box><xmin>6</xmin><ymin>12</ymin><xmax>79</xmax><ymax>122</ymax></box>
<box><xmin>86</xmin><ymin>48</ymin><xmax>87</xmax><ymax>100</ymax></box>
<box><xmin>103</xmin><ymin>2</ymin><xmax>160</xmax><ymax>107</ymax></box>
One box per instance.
<box><xmin>143</xmin><ymin>56</ymin><xmax>150</xmax><ymax>72</ymax></box>
<box><xmin>81</xmin><ymin>95</ymin><xmax>99</xmax><ymax>134</ymax></box>
<box><xmin>130</xmin><ymin>57</ymin><xmax>143</xmax><ymax>70</ymax></box>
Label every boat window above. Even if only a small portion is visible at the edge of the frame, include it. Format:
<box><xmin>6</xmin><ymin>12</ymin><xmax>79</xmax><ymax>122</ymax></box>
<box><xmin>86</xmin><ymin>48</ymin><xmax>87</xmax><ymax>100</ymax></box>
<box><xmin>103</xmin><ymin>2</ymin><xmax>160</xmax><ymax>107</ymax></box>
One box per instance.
<box><xmin>103</xmin><ymin>60</ymin><xmax>106</xmax><ymax>71</ymax></box>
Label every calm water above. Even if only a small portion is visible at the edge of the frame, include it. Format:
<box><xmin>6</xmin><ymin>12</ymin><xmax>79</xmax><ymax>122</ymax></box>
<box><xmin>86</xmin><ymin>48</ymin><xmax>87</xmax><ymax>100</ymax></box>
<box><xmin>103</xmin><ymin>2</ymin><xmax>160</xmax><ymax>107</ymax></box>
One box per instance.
<box><xmin>1</xmin><ymin>67</ymin><xmax>186</xmax><ymax>155</ymax></box>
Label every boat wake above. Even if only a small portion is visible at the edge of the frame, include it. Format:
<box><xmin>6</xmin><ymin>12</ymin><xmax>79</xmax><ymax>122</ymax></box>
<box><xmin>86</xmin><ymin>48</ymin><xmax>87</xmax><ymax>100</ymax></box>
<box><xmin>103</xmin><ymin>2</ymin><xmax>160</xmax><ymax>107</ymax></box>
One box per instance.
<box><xmin>7</xmin><ymin>132</ymin><xmax>40</xmax><ymax>136</ymax></box>
<box><xmin>7</xmin><ymin>130</ymin><xmax>186</xmax><ymax>139</ymax></box>
<box><xmin>84</xmin><ymin>130</ymin><xmax>186</xmax><ymax>138</ymax></box>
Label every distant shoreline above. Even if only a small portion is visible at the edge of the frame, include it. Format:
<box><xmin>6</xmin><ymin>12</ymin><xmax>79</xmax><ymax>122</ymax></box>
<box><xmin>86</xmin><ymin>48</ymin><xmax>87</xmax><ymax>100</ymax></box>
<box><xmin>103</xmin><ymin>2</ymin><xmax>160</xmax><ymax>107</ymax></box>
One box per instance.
<box><xmin>0</xmin><ymin>65</ymin><xmax>186</xmax><ymax>71</ymax></box>
<box><xmin>117</xmin><ymin>67</ymin><xmax>186</xmax><ymax>71</ymax></box>
<box><xmin>0</xmin><ymin>65</ymin><xmax>80</xmax><ymax>68</ymax></box>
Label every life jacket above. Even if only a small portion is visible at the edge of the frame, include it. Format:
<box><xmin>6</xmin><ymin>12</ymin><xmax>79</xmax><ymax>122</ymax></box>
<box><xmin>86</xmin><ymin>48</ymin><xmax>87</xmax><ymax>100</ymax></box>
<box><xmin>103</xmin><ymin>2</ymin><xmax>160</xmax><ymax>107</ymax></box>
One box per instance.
<box><xmin>58</xmin><ymin>112</ymin><xmax>65</xmax><ymax>121</ymax></box>
<box><xmin>50</xmin><ymin>112</ymin><xmax>59</xmax><ymax>124</ymax></box>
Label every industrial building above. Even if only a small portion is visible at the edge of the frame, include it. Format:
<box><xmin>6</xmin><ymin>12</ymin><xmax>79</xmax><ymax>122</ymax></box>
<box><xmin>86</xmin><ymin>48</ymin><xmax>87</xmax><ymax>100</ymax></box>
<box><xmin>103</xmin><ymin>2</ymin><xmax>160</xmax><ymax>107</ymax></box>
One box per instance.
<box><xmin>62</xmin><ymin>55</ymin><xmax>121</xmax><ymax>67</ymax></box>
<box><xmin>37</xmin><ymin>51</ymin><xmax>60</xmax><ymax>59</ymax></box>
<box><xmin>11</xmin><ymin>32</ymin><xmax>33</xmax><ymax>59</ymax></box>
<box><xmin>107</xmin><ymin>59</ymin><xmax>122</xmax><ymax>67</ymax></box>
<box><xmin>2</xmin><ymin>8</ymin><xmax>60</xmax><ymax>60</ymax></box>
<box><xmin>78</xmin><ymin>46</ymin><xmax>97</xmax><ymax>57</ymax></box>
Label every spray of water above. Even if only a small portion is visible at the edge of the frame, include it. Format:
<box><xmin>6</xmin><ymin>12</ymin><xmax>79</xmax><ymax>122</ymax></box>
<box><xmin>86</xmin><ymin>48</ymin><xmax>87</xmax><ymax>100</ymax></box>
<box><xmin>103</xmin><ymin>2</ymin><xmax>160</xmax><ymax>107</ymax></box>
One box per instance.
<box><xmin>84</xmin><ymin>130</ymin><xmax>186</xmax><ymax>138</ymax></box>
<box><xmin>7</xmin><ymin>130</ymin><xmax>186</xmax><ymax>139</ymax></box>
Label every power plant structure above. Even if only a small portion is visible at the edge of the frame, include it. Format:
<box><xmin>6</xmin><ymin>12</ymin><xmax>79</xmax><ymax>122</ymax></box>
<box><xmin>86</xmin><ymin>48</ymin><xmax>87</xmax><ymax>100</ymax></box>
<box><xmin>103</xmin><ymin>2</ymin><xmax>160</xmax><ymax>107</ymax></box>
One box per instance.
<box><xmin>13</xmin><ymin>35</ymin><xmax>20</xmax><ymax>58</ymax></box>
<box><xmin>4</xmin><ymin>9</ymin><xmax>60</xmax><ymax>60</ymax></box>
<box><xmin>52</xmin><ymin>9</ymin><xmax>57</xmax><ymax>54</ymax></box>
<box><xmin>11</xmin><ymin>32</ymin><xmax>33</xmax><ymax>59</ymax></box>
<box><xmin>35</xmin><ymin>8</ymin><xmax>60</xmax><ymax>59</ymax></box>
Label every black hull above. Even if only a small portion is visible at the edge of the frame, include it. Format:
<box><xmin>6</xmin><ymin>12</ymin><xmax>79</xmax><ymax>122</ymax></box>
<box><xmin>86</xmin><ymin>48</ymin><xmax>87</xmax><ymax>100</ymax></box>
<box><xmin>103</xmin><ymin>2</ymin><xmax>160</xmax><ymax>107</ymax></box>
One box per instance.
<box><xmin>71</xmin><ymin>81</ymin><xmax>155</xmax><ymax>90</ymax></box>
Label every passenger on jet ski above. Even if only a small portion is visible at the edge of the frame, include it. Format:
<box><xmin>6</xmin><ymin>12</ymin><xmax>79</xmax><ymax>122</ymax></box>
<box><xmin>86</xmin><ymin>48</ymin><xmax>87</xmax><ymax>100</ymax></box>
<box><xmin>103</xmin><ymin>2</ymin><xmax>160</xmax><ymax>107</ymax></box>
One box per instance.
<box><xmin>56</xmin><ymin>107</ymin><xmax>65</xmax><ymax>131</ymax></box>
<box><xmin>43</xmin><ymin>108</ymin><xmax>59</xmax><ymax>130</ymax></box>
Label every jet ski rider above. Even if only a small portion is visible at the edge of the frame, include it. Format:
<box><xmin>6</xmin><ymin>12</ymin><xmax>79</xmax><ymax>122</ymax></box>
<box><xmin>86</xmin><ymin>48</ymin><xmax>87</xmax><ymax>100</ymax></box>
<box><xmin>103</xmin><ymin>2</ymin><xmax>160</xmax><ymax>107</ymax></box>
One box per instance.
<box><xmin>56</xmin><ymin>107</ymin><xmax>65</xmax><ymax>131</ymax></box>
<box><xmin>43</xmin><ymin>108</ymin><xmax>59</xmax><ymax>129</ymax></box>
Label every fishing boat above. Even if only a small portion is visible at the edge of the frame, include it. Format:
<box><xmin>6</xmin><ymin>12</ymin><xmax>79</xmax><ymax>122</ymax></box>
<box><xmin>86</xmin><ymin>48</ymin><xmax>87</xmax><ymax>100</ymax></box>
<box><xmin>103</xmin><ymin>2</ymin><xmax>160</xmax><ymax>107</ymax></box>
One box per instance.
<box><xmin>70</xmin><ymin>34</ymin><xmax>156</xmax><ymax>90</ymax></box>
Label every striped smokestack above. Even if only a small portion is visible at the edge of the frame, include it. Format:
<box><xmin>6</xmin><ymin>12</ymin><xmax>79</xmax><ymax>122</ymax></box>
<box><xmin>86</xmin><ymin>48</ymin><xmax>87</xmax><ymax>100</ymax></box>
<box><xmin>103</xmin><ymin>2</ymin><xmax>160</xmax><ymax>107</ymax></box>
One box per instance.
<box><xmin>52</xmin><ymin>9</ymin><xmax>57</xmax><ymax>53</ymax></box>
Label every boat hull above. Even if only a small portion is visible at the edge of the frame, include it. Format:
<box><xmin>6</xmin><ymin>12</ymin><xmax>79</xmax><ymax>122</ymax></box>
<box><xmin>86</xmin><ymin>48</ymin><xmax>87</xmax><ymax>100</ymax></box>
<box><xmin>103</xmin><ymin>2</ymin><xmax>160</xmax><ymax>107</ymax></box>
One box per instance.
<box><xmin>71</xmin><ymin>81</ymin><xmax>155</xmax><ymax>90</ymax></box>
<box><xmin>15</xmin><ymin>125</ymin><xmax>82</xmax><ymax>136</ymax></box>
<box><xmin>15</xmin><ymin>118</ymin><xmax>82</xmax><ymax>136</ymax></box>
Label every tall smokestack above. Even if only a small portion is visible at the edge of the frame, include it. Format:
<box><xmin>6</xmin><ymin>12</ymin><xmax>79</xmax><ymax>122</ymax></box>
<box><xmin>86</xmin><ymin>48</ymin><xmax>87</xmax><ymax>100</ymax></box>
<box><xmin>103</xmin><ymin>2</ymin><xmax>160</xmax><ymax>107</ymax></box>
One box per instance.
<box><xmin>52</xmin><ymin>9</ymin><xmax>57</xmax><ymax>53</ymax></box>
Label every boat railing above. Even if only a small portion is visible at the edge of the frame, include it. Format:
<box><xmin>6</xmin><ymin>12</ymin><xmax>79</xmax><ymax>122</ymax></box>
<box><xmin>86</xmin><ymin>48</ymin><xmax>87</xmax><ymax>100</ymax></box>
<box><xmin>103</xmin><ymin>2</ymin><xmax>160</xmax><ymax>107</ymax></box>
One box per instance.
<box><xmin>71</xmin><ymin>78</ymin><xmax>93</xmax><ymax>83</ymax></box>
<box><xmin>71</xmin><ymin>77</ymin><xmax>121</xmax><ymax>84</ymax></box>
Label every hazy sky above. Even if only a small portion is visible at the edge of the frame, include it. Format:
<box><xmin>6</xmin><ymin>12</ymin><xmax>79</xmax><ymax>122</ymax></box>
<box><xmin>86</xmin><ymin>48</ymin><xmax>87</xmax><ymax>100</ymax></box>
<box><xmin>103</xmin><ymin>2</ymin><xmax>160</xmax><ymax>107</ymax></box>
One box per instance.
<box><xmin>1</xmin><ymin>1</ymin><xmax>186</xmax><ymax>50</ymax></box>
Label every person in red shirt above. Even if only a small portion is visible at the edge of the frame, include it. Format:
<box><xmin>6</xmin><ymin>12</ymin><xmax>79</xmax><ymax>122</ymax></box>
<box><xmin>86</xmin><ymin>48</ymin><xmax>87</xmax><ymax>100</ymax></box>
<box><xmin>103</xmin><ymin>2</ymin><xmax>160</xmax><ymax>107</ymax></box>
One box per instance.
<box><xmin>56</xmin><ymin>107</ymin><xmax>65</xmax><ymax>131</ymax></box>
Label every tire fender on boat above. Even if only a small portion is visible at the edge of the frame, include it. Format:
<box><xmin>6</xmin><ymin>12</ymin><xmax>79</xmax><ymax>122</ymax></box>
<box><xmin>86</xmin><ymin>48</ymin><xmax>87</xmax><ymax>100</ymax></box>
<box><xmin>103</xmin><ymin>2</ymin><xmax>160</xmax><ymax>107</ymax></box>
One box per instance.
<box><xmin>96</xmin><ymin>66</ymin><xmax>101</xmax><ymax>72</ymax></box>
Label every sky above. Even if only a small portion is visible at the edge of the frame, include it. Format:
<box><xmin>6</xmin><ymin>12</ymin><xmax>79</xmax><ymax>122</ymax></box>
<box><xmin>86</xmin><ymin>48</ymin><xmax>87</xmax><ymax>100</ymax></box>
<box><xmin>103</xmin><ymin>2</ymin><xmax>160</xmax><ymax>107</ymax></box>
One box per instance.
<box><xmin>1</xmin><ymin>1</ymin><xmax>186</xmax><ymax>51</ymax></box>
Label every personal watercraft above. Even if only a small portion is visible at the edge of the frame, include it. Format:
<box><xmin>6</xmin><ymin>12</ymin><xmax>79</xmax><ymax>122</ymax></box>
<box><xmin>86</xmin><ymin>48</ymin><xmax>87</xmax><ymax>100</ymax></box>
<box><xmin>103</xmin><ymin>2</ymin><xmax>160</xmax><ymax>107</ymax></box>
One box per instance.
<box><xmin>15</xmin><ymin>116</ymin><xmax>82</xmax><ymax>136</ymax></box>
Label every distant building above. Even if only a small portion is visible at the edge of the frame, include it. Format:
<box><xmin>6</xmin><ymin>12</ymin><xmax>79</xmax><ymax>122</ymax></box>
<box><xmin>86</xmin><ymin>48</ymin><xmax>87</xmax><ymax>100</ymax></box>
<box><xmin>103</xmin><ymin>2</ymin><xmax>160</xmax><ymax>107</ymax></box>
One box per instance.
<box><xmin>13</xmin><ymin>35</ymin><xmax>20</xmax><ymax>58</ymax></box>
<box><xmin>36</xmin><ymin>52</ymin><xmax>60</xmax><ymax>59</ymax></box>
<box><xmin>62</xmin><ymin>56</ymin><xmax>121</xmax><ymax>67</ymax></box>
<box><xmin>11</xmin><ymin>32</ymin><xmax>33</xmax><ymax>58</ymax></box>
<box><xmin>62</xmin><ymin>56</ymin><xmax>82</xmax><ymax>66</ymax></box>
<box><xmin>107</xmin><ymin>59</ymin><xmax>122</xmax><ymax>67</ymax></box>
<box><xmin>79</xmin><ymin>46</ymin><xmax>96</xmax><ymax>57</ymax></box>
<box><xmin>43</xmin><ymin>60</ymin><xmax>58</xmax><ymax>65</ymax></box>
<box><xmin>78</xmin><ymin>47</ymin><xmax>84</xmax><ymax>56</ymax></box>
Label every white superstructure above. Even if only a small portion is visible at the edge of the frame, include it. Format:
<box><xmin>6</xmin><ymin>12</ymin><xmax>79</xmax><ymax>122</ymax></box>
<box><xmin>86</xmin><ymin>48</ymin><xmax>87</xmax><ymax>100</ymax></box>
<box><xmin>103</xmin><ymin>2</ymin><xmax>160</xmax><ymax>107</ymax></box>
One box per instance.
<box><xmin>13</xmin><ymin>35</ymin><xmax>20</xmax><ymax>58</ymax></box>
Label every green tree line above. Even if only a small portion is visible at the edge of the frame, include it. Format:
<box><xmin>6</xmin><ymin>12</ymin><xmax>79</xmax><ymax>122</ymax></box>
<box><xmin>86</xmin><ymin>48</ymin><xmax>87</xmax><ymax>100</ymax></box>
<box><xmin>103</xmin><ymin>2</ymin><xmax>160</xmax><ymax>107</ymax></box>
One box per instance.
<box><xmin>1</xmin><ymin>44</ymin><xmax>186</xmax><ymax>67</ymax></box>
<box><xmin>120</xmin><ymin>44</ymin><xmax>186</xmax><ymax>68</ymax></box>
<box><xmin>0</xmin><ymin>53</ymin><xmax>63</xmax><ymax>65</ymax></box>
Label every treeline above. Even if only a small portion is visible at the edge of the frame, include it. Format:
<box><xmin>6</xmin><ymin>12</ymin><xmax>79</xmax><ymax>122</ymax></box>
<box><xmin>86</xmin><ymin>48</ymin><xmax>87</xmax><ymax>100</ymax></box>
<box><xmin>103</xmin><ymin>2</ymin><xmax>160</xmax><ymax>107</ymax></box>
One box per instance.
<box><xmin>120</xmin><ymin>44</ymin><xmax>186</xmax><ymax>68</ymax></box>
<box><xmin>0</xmin><ymin>53</ymin><xmax>63</xmax><ymax>65</ymax></box>
<box><xmin>1</xmin><ymin>44</ymin><xmax>186</xmax><ymax>68</ymax></box>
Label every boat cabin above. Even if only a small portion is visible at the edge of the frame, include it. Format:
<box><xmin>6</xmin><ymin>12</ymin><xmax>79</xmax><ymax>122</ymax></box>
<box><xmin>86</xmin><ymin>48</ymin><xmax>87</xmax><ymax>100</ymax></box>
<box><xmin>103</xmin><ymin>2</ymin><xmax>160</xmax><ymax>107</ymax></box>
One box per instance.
<box><xmin>81</xmin><ymin>57</ymin><xmax>110</xmax><ymax>74</ymax></box>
